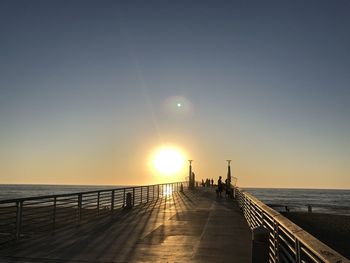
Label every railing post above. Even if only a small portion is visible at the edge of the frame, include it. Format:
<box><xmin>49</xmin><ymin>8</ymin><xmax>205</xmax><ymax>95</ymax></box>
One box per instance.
<box><xmin>152</xmin><ymin>185</ymin><xmax>155</xmax><ymax>200</ymax></box>
<box><xmin>78</xmin><ymin>194</ymin><xmax>82</xmax><ymax>223</ymax></box>
<box><xmin>97</xmin><ymin>192</ymin><xmax>100</xmax><ymax>215</ymax></box>
<box><xmin>123</xmin><ymin>188</ymin><xmax>126</xmax><ymax>207</ymax></box>
<box><xmin>52</xmin><ymin>197</ymin><xmax>57</xmax><ymax>231</ymax></box>
<box><xmin>147</xmin><ymin>186</ymin><xmax>149</xmax><ymax>202</ymax></box>
<box><xmin>132</xmin><ymin>188</ymin><xmax>135</xmax><ymax>206</ymax></box>
<box><xmin>125</xmin><ymin>192</ymin><xmax>132</xmax><ymax>208</ymax></box>
<box><xmin>295</xmin><ymin>239</ymin><xmax>301</xmax><ymax>263</ymax></box>
<box><xmin>141</xmin><ymin>187</ymin><xmax>143</xmax><ymax>204</ymax></box>
<box><xmin>273</xmin><ymin>221</ymin><xmax>279</xmax><ymax>262</ymax></box>
<box><xmin>15</xmin><ymin>201</ymin><xmax>23</xmax><ymax>240</ymax></box>
<box><xmin>158</xmin><ymin>185</ymin><xmax>160</xmax><ymax>199</ymax></box>
<box><xmin>111</xmin><ymin>190</ymin><xmax>115</xmax><ymax>212</ymax></box>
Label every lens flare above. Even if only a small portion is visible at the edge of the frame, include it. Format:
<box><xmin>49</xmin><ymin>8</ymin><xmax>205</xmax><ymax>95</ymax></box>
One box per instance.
<box><xmin>163</xmin><ymin>96</ymin><xmax>193</xmax><ymax>116</ymax></box>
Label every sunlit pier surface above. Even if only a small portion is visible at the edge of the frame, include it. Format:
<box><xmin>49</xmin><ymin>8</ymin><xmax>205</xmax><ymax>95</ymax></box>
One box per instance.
<box><xmin>0</xmin><ymin>187</ymin><xmax>252</xmax><ymax>263</ymax></box>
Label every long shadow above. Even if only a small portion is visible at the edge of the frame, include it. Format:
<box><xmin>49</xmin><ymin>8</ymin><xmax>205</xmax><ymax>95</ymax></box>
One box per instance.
<box><xmin>93</xmin><ymin>200</ymin><xmax>161</xmax><ymax>261</ymax></box>
<box><xmin>124</xmin><ymin>190</ymin><xmax>201</xmax><ymax>261</ymax></box>
<box><xmin>2</xmin><ymin>204</ymin><xmax>144</xmax><ymax>258</ymax></box>
<box><xmin>124</xmin><ymin>194</ymin><xmax>176</xmax><ymax>261</ymax></box>
<box><xmin>0</xmin><ymin>197</ymin><xmax>169</xmax><ymax>261</ymax></box>
<box><xmin>0</xmin><ymin>188</ymin><xmax>241</xmax><ymax>262</ymax></box>
<box><xmin>63</xmin><ymin>197</ymin><xmax>166</xmax><ymax>262</ymax></box>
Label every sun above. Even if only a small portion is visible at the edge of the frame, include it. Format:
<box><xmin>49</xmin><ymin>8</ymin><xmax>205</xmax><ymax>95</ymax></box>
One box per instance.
<box><xmin>152</xmin><ymin>146</ymin><xmax>185</xmax><ymax>176</ymax></box>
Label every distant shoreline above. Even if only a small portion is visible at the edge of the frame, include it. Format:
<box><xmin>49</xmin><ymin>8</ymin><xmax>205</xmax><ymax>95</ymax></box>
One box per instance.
<box><xmin>283</xmin><ymin>212</ymin><xmax>350</xmax><ymax>259</ymax></box>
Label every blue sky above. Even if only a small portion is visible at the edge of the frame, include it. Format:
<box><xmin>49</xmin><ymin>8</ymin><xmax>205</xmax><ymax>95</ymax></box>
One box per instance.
<box><xmin>1</xmin><ymin>0</ymin><xmax>349</xmax><ymax>188</ymax></box>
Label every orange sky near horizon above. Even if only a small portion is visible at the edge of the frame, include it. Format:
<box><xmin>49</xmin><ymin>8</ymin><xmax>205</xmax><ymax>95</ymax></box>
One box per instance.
<box><xmin>1</xmin><ymin>132</ymin><xmax>349</xmax><ymax>189</ymax></box>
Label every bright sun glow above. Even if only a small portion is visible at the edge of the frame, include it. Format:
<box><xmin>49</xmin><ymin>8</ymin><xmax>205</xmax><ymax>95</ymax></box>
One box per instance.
<box><xmin>152</xmin><ymin>147</ymin><xmax>185</xmax><ymax>175</ymax></box>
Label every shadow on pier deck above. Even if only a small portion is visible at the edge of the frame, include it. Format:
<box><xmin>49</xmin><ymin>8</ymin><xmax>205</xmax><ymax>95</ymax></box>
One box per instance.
<box><xmin>0</xmin><ymin>188</ymin><xmax>252</xmax><ymax>263</ymax></box>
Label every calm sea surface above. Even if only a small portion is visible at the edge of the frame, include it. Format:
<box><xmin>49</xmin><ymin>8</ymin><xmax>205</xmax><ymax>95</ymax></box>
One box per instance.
<box><xmin>0</xmin><ymin>185</ymin><xmax>349</xmax><ymax>216</ymax></box>
<box><xmin>245</xmin><ymin>188</ymin><xmax>350</xmax><ymax>216</ymax></box>
<box><xmin>0</xmin><ymin>184</ymin><xmax>124</xmax><ymax>201</ymax></box>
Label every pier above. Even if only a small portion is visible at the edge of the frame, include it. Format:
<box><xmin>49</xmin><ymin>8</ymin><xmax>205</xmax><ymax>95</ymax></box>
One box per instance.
<box><xmin>0</xmin><ymin>183</ymin><xmax>348</xmax><ymax>263</ymax></box>
<box><xmin>0</xmin><ymin>186</ymin><xmax>251</xmax><ymax>262</ymax></box>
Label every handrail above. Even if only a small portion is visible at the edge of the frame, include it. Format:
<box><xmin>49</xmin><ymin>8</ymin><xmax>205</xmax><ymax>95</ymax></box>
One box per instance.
<box><xmin>0</xmin><ymin>183</ymin><xmax>181</xmax><ymax>204</ymax></box>
<box><xmin>0</xmin><ymin>182</ymin><xmax>188</xmax><ymax>246</ymax></box>
<box><xmin>235</xmin><ymin>187</ymin><xmax>349</xmax><ymax>263</ymax></box>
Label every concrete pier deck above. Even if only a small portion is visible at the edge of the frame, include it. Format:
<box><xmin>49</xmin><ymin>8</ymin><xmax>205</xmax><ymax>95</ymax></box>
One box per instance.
<box><xmin>0</xmin><ymin>188</ymin><xmax>252</xmax><ymax>262</ymax></box>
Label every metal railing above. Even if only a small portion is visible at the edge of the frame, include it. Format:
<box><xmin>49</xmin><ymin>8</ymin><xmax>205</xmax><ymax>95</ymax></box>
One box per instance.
<box><xmin>235</xmin><ymin>187</ymin><xmax>349</xmax><ymax>263</ymax></box>
<box><xmin>0</xmin><ymin>182</ymin><xmax>187</xmax><ymax>246</ymax></box>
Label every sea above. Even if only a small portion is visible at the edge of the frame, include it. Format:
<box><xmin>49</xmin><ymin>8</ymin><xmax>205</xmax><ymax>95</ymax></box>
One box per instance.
<box><xmin>0</xmin><ymin>185</ymin><xmax>349</xmax><ymax>216</ymax></box>
<box><xmin>244</xmin><ymin>188</ymin><xmax>350</xmax><ymax>216</ymax></box>
<box><xmin>0</xmin><ymin>184</ymin><xmax>122</xmax><ymax>201</ymax></box>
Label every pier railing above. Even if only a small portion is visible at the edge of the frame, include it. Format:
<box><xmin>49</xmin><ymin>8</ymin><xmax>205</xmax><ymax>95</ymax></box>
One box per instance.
<box><xmin>235</xmin><ymin>188</ymin><xmax>348</xmax><ymax>263</ymax></box>
<box><xmin>0</xmin><ymin>182</ymin><xmax>187</xmax><ymax>246</ymax></box>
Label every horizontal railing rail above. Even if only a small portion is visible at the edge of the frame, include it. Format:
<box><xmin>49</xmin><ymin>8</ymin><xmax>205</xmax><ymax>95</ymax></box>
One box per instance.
<box><xmin>235</xmin><ymin>187</ymin><xmax>349</xmax><ymax>263</ymax></box>
<box><xmin>0</xmin><ymin>182</ymin><xmax>188</xmax><ymax>247</ymax></box>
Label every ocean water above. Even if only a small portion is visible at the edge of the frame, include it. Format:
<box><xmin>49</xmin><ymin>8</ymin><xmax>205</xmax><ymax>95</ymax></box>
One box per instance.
<box><xmin>0</xmin><ymin>184</ymin><xmax>123</xmax><ymax>201</ymax></box>
<box><xmin>244</xmin><ymin>188</ymin><xmax>350</xmax><ymax>216</ymax></box>
<box><xmin>0</xmin><ymin>185</ymin><xmax>349</xmax><ymax>216</ymax></box>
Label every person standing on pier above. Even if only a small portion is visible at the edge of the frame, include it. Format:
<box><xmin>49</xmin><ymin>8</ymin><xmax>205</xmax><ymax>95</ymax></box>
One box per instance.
<box><xmin>217</xmin><ymin>176</ymin><xmax>223</xmax><ymax>197</ymax></box>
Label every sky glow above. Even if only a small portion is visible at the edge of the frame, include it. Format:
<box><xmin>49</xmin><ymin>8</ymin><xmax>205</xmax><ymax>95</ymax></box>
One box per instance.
<box><xmin>0</xmin><ymin>0</ymin><xmax>349</xmax><ymax>188</ymax></box>
<box><xmin>153</xmin><ymin>147</ymin><xmax>185</xmax><ymax>176</ymax></box>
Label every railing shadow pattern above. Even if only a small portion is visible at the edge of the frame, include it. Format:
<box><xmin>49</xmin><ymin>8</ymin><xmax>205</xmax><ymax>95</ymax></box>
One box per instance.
<box><xmin>235</xmin><ymin>187</ymin><xmax>349</xmax><ymax>263</ymax></box>
<box><xmin>0</xmin><ymin>182</ymin><xmax>187</xmax><ymax>247</ymax></box>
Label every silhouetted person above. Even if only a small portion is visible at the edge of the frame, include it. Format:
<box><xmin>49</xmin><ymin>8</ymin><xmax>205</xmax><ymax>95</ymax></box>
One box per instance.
<box><xmin>201</xmin><ymin>179</ymin><xmax>205</xmax><ymax>187</ymax></box>
<box><xmin>206</xmin><ymin>178</ymin><xmax>210</xmax><ymax>187</ymax></box>
<box><xmin>211</xmin><ymin>178</ymin><xmax>214</xmax><ymax>187</ymax></box>
<box><xmin>217</xmin><ymin>176</ymin><xmax>223</xmax><ymax>197</ymax></box>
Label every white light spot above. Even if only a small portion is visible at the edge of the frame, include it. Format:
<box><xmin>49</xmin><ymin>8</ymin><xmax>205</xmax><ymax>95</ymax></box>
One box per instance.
<box><xmin>153</xmin><ymin>147</ymin><xmax>185</xmax><ymax>175</ymax></box>
<box><xmin>163</xmin><ymin>96</ymin><xmax>193</xmax><ymax>117</ymax></box>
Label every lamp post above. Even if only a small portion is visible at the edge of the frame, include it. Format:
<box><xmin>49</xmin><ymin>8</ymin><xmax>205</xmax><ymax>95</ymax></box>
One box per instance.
<box><xmin>227</xmin><ymin>160</ymin><xmax>237</xmax><ymax>198</ymax></box>
<box><xmin>188</xmin><ymin>160</ymin><xmax>194</xmax><ymax>189</ymax></box>
<box><xmin>226</xmin><ymin>160</ymin><xmax>232</xmax><ymax>183</ymax></box>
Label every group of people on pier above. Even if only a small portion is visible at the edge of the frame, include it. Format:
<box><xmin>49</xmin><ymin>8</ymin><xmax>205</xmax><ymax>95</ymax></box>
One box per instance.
<box><xmin>201</xmin><ymin>178</ymin><xmax>214</xmax><ymax>187</ymax></box>
<box><xmin>216</xmin><ymin>176</ymin><xmax>232</xmax><ymax>198</ymax></box>
<box><xmin>201</xmin><ymin>176</ymin><xmax>233</xmax><ymax>198</ymax></box>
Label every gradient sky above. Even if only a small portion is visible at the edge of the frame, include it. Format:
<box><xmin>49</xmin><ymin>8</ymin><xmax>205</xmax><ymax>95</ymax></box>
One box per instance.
<box><xmin>1</xmin><ymin>0</ymin><xmax>349</xmax><ymax>188</ymax></box>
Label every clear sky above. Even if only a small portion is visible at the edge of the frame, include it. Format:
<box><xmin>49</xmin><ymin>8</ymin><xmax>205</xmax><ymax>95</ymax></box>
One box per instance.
<box><xmin>1</xmin><ymin>0</ymin><xmax>349</xmax><ymax>188</ymax></box>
